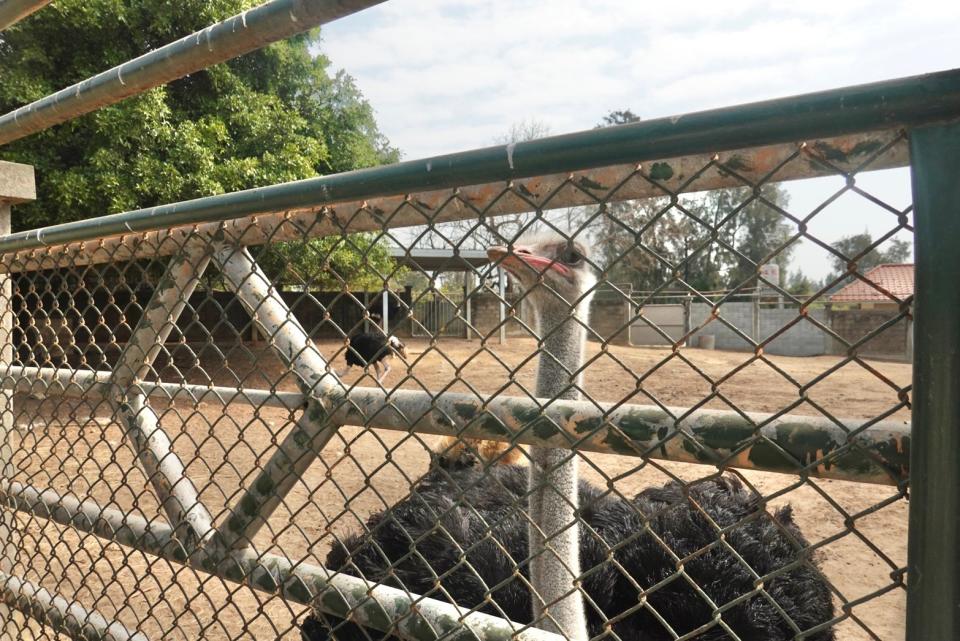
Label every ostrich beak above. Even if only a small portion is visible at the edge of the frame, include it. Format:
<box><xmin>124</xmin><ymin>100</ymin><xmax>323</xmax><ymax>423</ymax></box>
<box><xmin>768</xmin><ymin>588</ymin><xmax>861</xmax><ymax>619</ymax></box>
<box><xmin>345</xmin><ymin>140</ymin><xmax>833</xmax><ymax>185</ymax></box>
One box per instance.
<box><xmin>487</xmin><ymin>245</ymin><xmax>572</xmax><ymax>279</ymax></box>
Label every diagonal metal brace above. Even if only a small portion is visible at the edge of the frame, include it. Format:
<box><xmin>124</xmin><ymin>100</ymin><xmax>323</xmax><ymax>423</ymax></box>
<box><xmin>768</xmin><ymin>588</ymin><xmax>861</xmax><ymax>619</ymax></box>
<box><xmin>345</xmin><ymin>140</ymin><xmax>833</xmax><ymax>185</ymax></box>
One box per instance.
<box><xmin>209</xmin><ymin>245</ymin><xmax>346</xmax><ymax>552</ymax></box>
<box><xmin>110</xmin><ymin>241</ymin><xmax>215</xmax><ymax>551</ymax></box>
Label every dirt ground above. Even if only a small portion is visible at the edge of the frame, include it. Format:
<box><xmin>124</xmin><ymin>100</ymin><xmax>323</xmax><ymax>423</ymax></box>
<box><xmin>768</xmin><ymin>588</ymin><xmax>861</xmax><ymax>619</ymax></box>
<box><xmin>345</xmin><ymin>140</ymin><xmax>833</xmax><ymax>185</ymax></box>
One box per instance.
<box><xmin>6</xmin><ymin>338</ymin><xmax>910</xmax><ymax>640</ymax></box>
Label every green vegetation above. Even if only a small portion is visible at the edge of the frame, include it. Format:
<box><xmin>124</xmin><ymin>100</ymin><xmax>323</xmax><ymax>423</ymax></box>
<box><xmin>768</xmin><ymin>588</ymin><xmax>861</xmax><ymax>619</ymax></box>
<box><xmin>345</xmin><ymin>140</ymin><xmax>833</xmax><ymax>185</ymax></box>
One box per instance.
<box><xmin>592</xmin><ymin>110</ymin><xmax>793</xmax><ymax>293</ymax></box>
<box><xmin>0</xmin><ymin>0</ymin><xmax>402</xmax><ymax>290</ymax></box>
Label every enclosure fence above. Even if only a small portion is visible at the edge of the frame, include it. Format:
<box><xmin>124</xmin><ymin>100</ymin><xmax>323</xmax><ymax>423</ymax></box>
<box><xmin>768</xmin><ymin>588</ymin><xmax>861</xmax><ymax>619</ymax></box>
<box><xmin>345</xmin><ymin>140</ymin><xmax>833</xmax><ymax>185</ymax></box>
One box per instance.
<box><xmin>1</xmin><ymin>2</ymin><xmax>959</xmax><ymax>641</ymax></box>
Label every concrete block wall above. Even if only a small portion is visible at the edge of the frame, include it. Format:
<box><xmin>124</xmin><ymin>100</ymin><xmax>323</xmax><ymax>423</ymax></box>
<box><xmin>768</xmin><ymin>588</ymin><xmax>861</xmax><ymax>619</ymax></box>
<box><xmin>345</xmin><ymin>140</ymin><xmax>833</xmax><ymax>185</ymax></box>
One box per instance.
<box><xmin>828</xmin><ymin>307</ymin><xmax>910</xmax><ymax>361</ymax></box>
<box><xmin>689</xmin><ymin>302</ymin><xmax>831</xmax><ymax>357</ymax></box>
<box><xmin>469</xmin><ymin>291</ymin><xmax>533</xmax><ymax>338</ymax></box>
<box><xmin>589</xmin><ymin>297</ymin><xmax>631</xmax><ymax>345</ymax></box>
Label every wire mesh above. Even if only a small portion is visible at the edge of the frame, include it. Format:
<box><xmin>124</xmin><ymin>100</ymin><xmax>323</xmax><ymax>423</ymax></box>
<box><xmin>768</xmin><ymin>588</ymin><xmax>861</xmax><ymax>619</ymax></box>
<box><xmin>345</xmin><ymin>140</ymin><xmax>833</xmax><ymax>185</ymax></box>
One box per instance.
<box><xmin>0</xmin><ymin>130</ymin><xmax>913</xmax><ymax>641</ymax></box>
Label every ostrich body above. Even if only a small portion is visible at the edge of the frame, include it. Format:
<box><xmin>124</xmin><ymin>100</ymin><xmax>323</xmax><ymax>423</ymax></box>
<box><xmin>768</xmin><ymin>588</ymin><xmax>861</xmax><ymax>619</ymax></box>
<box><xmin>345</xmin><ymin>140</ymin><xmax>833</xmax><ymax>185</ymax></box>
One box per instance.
<box><xmin>337</xmin><ymin>333</ymin><xmax>407</xmax><ymax>383</ymax></box>
<box><xmin>303</xmin><ymin>465</ymin><xmax>835</xmax><ymax>641</ymax></box>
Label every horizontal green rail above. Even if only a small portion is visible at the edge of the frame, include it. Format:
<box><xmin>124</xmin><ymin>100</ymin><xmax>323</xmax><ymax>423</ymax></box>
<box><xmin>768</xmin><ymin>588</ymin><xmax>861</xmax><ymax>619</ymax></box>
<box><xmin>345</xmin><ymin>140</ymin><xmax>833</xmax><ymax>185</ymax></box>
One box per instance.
<box><xmin>0</xmin><ymin>0</ymin><xmax>50</xmax><ymax>30</ymax></box>
<box><xmin>7</xmin><ymin>365</ymin><xmax>911</xmax><ymax>485</ymax></box>
<box><xmin>0</xmin><ymin>0</ymin><xmax>384</xmax><ymax>147</ymax></box>
<box><xmin>1</xmin><ymin>67</ymin><xmax>958</xmax><ymax>256</ymax></box>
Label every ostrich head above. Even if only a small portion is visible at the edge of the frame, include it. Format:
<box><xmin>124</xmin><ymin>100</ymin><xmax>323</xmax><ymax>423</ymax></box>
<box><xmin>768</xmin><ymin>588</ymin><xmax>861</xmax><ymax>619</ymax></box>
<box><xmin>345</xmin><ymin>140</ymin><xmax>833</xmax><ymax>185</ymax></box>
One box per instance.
<box><xmin>487</xmin><ymin>234</ymin><xmax>597</xmax><ymax>323</ymax></box>
<box><xmin>387</xmin><ymin>335</ymin><xmax>408</xmax><ymax>359</ymax></box>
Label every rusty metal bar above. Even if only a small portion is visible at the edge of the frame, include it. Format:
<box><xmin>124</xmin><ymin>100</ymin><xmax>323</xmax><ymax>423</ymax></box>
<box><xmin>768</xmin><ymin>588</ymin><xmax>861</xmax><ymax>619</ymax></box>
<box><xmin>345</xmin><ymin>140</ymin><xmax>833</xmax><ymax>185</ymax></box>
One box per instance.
<box><xmin>0</xmin><ymin>0</ymin><xmax>385</xmax><ymax>146</ymax></box>
<box><xmin>0</xmin><ymin>131</ymin><xmax>910</xmax><ymax>273</ymax></box>
<box><xmin>0</xmin><ymin>481</ymin><xmax>564</xmax><ymax>641</ymax></box>
<box><xmin>3</xmin><ymin>365</ymin><xmax>910</xmax><ymax>484</ymax></box>
<box><xmin>210</xmin><ymin>246</ymin><xmax>345</xmax><ymax>551</ymax></box>
<box><xmin>0</xmin><ymin>572</ymin><xmax>149</xmax><ymax>641</ymax></box>
<box><xmin>0</xmin><ymin>0</ymin><xmax>51</xmax><ymax>31</ymax></box>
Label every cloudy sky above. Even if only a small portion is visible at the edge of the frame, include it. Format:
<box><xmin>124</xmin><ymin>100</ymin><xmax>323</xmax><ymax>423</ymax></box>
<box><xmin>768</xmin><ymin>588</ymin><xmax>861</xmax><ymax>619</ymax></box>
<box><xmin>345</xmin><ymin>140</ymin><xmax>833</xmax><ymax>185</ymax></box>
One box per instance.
<box><xmin>320</xmin><ymin>0</ymin><xmax>960</xmax><ymax>281</ymax></box>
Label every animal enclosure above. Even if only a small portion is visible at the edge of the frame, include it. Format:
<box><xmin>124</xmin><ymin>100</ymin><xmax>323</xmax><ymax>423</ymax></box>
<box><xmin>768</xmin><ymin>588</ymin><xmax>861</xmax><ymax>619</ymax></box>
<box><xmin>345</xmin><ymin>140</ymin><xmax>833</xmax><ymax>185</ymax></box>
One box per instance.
<box><xmin>1</xmin><ymin>3</ymin><xmax>959</xmax><ymax>641</ymax></box>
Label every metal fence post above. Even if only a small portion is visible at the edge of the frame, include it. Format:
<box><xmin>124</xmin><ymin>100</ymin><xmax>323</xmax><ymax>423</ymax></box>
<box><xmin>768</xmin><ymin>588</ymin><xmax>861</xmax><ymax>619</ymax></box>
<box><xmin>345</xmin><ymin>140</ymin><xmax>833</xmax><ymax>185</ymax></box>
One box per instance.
<box><xmin>907</xmin><ymin>120</ymin><xmax>960</xmax><ymax>641</ymax></box>
<box><xmin>0</xmin><ymin>161</ymin><xmax>34</xmax><ymax>640</ymax></box>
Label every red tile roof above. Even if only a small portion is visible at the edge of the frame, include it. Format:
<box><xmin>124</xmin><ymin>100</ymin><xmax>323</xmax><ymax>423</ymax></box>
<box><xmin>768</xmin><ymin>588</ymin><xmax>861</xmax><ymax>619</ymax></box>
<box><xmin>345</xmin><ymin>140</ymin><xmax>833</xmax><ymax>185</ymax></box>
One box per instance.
<box><xmin>830</xmin><ymin>264</ymin><xmax>914</xmax><ymax>302</ymax></box>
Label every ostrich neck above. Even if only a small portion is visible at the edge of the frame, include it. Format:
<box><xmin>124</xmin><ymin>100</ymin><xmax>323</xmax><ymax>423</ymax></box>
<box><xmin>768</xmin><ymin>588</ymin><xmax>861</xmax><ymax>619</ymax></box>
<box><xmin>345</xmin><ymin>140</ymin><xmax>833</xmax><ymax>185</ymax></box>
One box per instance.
<box><xmin>535</xmin><ymin>304</ymin><xmax>588</xmax><ymax>401</ymax></box>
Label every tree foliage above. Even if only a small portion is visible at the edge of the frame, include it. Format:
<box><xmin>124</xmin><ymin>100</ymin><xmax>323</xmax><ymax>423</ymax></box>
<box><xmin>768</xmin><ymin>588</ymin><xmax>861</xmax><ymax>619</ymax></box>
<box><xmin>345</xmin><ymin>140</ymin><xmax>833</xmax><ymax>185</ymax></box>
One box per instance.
<box><xmin>828</xmin><ymin>233</ymin><xmax>911</xmax><ymax>280</ymax></box>
<box><xmin>591</xmin><ymin>110</ymin><xmax>793</xmax><ymax>293</ymax></box>
<box><xmin>0</xmin><ymin>0</ymin><xmax>401</xmax><ymax>289</ymax></box>
<box><xmin>254</xmin><ymin>233</ymin><xmax>404</xmax><ymax>291</ymax></box>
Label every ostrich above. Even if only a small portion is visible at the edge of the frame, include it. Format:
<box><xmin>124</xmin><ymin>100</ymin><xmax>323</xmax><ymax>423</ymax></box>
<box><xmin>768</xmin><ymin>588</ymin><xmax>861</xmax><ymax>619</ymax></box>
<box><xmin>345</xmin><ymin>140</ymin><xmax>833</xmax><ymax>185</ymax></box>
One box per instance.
<box><xmin>487</xmin><ymin>237</ymin><xmax>594</xmax><ymax>640</ymax></box>
<box><xmin>301</xmin><ymin>235</ymin><xmax>835</xmax><ymax>641</ymax></box>
<box><xmin>337</xmin><ymin>333</ymin><xmax>407</xmax><ymax>383</ymax></box>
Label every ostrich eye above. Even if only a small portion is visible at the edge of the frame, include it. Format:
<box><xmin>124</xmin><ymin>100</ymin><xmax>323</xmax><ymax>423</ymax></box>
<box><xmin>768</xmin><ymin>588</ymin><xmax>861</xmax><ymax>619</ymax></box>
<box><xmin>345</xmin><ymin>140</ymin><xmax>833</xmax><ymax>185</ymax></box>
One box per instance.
<box><xmin>560</xmin><ymin>247</ymin><xmax>584</xmax><ymax>265</ymax></box>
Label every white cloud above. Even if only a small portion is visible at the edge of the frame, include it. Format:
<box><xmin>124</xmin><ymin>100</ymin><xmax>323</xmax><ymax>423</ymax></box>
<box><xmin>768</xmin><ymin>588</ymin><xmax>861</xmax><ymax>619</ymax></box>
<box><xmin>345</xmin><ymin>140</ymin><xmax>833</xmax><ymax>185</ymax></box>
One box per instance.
<box><xmin>320</xmin><ymin>0</ymin><xmax>959</xmax><ymax>279</ymax></box>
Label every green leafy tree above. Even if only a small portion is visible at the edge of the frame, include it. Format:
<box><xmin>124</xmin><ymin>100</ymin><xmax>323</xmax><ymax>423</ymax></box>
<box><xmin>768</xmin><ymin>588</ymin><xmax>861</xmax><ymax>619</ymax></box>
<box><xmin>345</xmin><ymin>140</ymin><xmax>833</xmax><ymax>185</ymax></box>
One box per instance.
<box><xmin>828</xmin><ymin>232</ymin><xmax>911</xmax><ymax>281</ymax></box>
<box><xmin>0</xmin><ymin>0</ymin><xmax>401</xmax><ymax>290</ymax></box>
<box><xmin>786</xmin><ymin>270</ymin><xmax>817</xmax><ymax>296</ymax></box>
<box><xmin>591</xmin><ymin>110</ymin><xmax>793</xmax><ymax>293</ymax></box>
<box><xmin>254</xmin><ymin>233</ymin><xmax>405</xmax><ymax>291</ymax></box>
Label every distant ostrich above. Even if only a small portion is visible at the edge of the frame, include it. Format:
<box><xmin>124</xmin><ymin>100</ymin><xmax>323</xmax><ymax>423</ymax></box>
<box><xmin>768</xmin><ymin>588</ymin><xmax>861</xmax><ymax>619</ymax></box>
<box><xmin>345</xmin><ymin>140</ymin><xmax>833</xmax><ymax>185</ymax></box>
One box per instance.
<box><xmin>337</xmin><ymin>333</ymin><xmax>407</xmax><ymax>383</ymax></box>
<box><xmin>302</xmin><ymin>235</ymin><xmax>835</xmax><ymax>640</ymax></box>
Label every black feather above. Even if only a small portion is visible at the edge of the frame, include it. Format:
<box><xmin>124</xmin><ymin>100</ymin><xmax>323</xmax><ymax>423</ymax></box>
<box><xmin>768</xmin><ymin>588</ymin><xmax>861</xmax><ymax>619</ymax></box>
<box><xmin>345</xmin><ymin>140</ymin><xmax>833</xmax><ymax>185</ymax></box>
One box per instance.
<box><xmin>301</xmin><ymin>465</ymin><xmax>835</xmax><ymax>641</ymax></box>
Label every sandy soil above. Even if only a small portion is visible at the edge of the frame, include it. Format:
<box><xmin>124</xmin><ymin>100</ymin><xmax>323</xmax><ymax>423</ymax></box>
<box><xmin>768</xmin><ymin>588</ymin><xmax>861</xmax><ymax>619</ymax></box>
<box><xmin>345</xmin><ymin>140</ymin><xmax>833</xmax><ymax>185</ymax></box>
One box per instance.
<box><xmin>6</xmin><ymin>338</ymin><xmax>910</xmax><ymax>640</ymax></box>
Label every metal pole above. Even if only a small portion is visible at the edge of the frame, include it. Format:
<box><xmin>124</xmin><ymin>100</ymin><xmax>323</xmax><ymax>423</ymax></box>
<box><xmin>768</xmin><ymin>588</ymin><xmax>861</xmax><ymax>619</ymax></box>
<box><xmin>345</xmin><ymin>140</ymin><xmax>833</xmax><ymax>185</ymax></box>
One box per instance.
<box><xmin>0</xmin><ymin>482</ymin><xmax>565</xmax><ymax>641</ymax></box>
<box><xmin>0</xmin><ymin>0</ymin><xmax>386</xmax><ymax>146</ymax></box>
<box><xmin>906</xmin><ymin>120</ymin><xmax>960</xmax><ymax>641</ymax></box>
<box><xmin>110</xmin><ymin>244</ymin><xmax>215</xmax><ymax>550</ymax></box>
<box><xmin>464</xmin><ymin>271</ymin><xmax>474</xmax><ymax>339</ymax></box>
<box><xmin>382</xmin><ymin>289</ymin><xmax>389</xmax><ymax>334</ymax></box>
<box><xmin>0</xmin><ymin>573</ymin><xmax>149</xmax><ymax>641</ymax></box>
<box><xmin>0</xmin><ymin>132</ymin><xmax>912</xmax><ymax>272</ymax></box>
<box><xmin>212</xmin><ymin>246</ymin><xmax>344</xmax><ymax>550</ymax></box>
<box><xmin>498</xmin><ymin>268</ymin><xmax>507</xmax><ymax>344</ymax></box>
<box><xmin>4</xmin><ymin>364</ymin><xmax>912</xmax><ymax>485</ymax></box>
<box><xmin>0</xmin><ymin>160</ymin><xmax>33</xmax><ymax>641</ymax></box>
<box><xmin>0</xmin><ymin>0</ymin><xmax>51</xmax><ymax>31</ymax></box>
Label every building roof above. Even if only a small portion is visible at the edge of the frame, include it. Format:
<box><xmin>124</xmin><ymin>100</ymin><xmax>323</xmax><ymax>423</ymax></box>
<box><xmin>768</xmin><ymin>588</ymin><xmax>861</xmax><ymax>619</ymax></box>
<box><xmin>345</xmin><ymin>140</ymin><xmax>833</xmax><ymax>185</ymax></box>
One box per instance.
<box><xmin>829</xmin><ymin>263</ymin><xmax>914</xmax><ymax>302</ymax></box>
<box><xmin>388</xmin><ymin>247</ymin><xmax>490</xmax><ymax>271</ymax></box>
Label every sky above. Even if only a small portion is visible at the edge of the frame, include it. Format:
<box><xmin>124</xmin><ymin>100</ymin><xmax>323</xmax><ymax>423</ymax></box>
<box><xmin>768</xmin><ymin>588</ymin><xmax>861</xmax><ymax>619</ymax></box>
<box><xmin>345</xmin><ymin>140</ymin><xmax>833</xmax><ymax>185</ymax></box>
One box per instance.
<box><xmin>319</xmin><ymin>0</ymin><xmax>960</xmax><ymax>282</ymax></box>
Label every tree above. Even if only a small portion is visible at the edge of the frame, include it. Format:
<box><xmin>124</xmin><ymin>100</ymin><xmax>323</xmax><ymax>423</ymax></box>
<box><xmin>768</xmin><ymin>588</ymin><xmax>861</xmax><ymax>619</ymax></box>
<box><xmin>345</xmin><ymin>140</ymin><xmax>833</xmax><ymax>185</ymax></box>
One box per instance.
<box><xmin>0</xmin><ymin>0</ymin><xmax>401</xmax><ymax>290</ymax></box>
<box><xmin>786</xmin><ymin>270</ymin><xmax>817</xmax><ymax>296</ymax></box>
<box><xmin>590</xmin><ymin>109</ymin><xmax>794</xmax><ymax>294</ymax></box>
<box><xmin>417</xmin><ymin>118</ymin><xmax>555</xmax><ymax>252</ymax></box>
<box><xmin>254</xmin><ymin>233</ymin><xmax>404</xmax><ymax>292</ymax></box>
<box><xmin>828</xmin><ymin>232</ymin><xmax>911</xmax><ymax>280</ymax></box>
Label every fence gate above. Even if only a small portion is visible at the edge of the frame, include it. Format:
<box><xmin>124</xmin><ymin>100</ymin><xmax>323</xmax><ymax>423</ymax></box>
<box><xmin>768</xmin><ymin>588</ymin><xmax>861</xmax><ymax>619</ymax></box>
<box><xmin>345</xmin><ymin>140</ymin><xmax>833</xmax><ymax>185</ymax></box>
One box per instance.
<box><xmin>411</xmin><ymin>291</ymin><xmax>467</xmax><ymax>338</ymax></box>
<box><xmin>0</xmin><ymin>3</ymin><xmax>958</xmax><ymax>641</ymax></box>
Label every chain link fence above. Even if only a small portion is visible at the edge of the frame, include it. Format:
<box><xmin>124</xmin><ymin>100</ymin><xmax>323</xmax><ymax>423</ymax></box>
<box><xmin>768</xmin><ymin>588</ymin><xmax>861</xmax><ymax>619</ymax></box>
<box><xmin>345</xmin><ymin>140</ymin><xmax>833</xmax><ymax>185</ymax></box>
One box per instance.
<box><xmin>1</xmin><ymin>3</ymin><xmax>958</xmax><ymax>641</ymax></box>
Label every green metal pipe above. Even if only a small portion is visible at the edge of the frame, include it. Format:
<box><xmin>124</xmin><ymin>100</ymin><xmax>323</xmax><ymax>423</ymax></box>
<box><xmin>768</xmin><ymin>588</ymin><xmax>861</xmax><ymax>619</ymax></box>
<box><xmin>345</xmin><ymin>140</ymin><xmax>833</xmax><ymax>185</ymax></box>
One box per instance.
<box><xmin>1</xmin><ymin>68</ymin><xmax>958</xmax><ymax>255</ymax></box>
<box><xmin>4</xmin><ymin>364</ymin><xmax>911</xmax><ymax>485</ymax></box>
<box><xmin>906</xmin><ymin>120</ymin><xmax>960</xmax><ymax>641</ymax></box>
<box><xmin>0</xmin><ymin>572</ymin><xmax>149</xmax><ymax>641</ymax></box>
<box><xmin>0</xmin><ymin>481</ymin><xmax>565</xmax><ymax>641</ymax></box>
<box><xmin>0</xmin><ymin>0</ymin><xmax>50</xmax><ymax>30</ymax></box>
<box><xmin>0</xmin><ymin>0</ymin><xmax>384</xmax><ymax>147</ymax></box>
<box><xmin>1</xmin><ymin>131</ymin><xmax>910</xmax><ymax>273</ymax></box>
